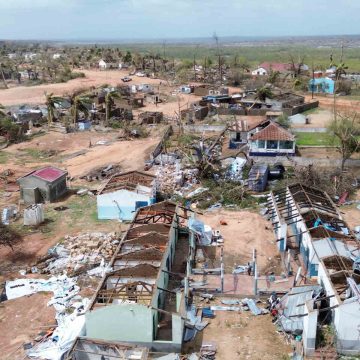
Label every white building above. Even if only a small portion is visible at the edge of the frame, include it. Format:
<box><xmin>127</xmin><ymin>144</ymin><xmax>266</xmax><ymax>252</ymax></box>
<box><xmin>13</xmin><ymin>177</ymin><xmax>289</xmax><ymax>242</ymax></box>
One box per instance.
<box><xmin>97</xmin><ymin>171</ymin><xmax>157</xmax><ymax>221</ymax></box>
<box><xmin>251</xmin><ymin>67</ymin><xmax>268</xmax><ymax>76</ymax></box>
<box><xmin>269</xmin><ymin>184</ymin><xmax>360</xmax><ymax>355</ymax></box>
<box><xmin>53</xmin><ymin>53</ymin><xmax>62</xmax><ymax>60</ymax></box>
<box><xmin>24</xmin><ymin>53</ymin><xmax>37</xmax><ymax>61</ymax></box>
<box><xmin>248</xmin><ymin>121</ymin><xmax>296</xmax><ymax>156</ymax></box>
<box><xmin>99</xmin><ymin>58</ymin><xmax>118</xmax><ymax>70</ymax></box>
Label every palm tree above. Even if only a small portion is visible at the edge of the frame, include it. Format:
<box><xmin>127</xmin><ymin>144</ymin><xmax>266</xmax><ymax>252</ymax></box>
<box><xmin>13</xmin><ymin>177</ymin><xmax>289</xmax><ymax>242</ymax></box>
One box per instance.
<box><xmin>256</xmin><ymin>86</ymin><xmax>273</xmax><ymax>102</ymax></box>
<box><xmin>105</xmin><ymin>90</ymin><xmax>120</xmax><ymax>126</ymax></box>
<box><xmin>70</xmin><ymin>93</ymin><xmax>91</xmax><ymax>126</ymax></box>
<box><xmin>0</xmin><ymin>62</ymin><xmax>8</xmax><ymax>89</ymax></box>
<box><xmin>247</xmin><ymin>86</ymin><xmax>273</xmax><ymax>113</ymax></box>
<box><xmin>0</xmin><ymin>103</ymin><xmax>6</xmax><ymax>117</ymax></box>
<box><xmin>45</xmin><ymin>93</ymin><xmax>63</xmax><ymax>126</ymax></box>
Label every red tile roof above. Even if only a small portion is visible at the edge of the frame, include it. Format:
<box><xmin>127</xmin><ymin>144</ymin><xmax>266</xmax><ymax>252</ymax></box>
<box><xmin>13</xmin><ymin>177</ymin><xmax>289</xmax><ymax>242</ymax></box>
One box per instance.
<box><xmin>258</xmin><ymin>62</ymin><xmax>292</xmax><ymax>72</ymax></box>
<box><xmin>31</xmin><ymin>166</ymin><xmax>67</xmax><ymax>182</ymax></box>
<box><xmin>250</xmin><ymin>122</ymin><xmax>294</xmax><ymax>141</ymax></box>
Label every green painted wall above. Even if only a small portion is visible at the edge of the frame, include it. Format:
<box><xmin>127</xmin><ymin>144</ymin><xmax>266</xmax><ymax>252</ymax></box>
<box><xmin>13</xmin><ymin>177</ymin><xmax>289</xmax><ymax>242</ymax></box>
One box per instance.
<box><xmin>86</xmin><ymin>304</ymin><xmax>153</xmax><ymax>342</ymax></box>
<box><xmin>172</xmin><ymin>314</ymin><xmax>184</xmax><ymax>345</ymax></box>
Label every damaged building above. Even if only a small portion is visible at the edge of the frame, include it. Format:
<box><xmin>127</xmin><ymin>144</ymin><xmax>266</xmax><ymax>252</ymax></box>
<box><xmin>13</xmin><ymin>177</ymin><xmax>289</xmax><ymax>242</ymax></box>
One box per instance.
<box><xmin>65</xmin><ymin>337</ymin><xmax>149</xmax><ymax>360</ymax></box>
<box><xmin>139</xmin><ymin>111</ymin><xmax>164</xmax><ymax>125</ymax></box>
<box><xmin>268</xmin><ymin>183</ymin><xmax>360</xmax><ymax>356</ymax></box>
<box><xmin>97</xmin><ymin>171</ymin><xmax>157</xmax><ymax>221</ymax></box>
<box><xmin>83</xmin><ymin>201</ymin><xmax>195</xmax><ymax>352</ymax></box>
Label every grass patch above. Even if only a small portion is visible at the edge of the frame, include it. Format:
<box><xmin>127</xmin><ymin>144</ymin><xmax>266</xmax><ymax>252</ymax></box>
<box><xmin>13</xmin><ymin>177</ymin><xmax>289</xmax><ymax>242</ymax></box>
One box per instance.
<box><xmin>18</xmin><ymin>148</ymin><xmax>59</xmax><ymax>161</ymax></box>
<box><xmin>302</xmin><ymin>107</ymin><xmax>321</xmax><ymax>115</ymax></box>
<box><xmin>0</xmin><ymin>151</ymin><xmax>8</xmax><ymax>164</ymax></box>
<box><xmin>295</xmin><ymin>132</ymin><xmax>338</xmax><ymax>146</ymax></box>
<box><xmin>64</xmin><ymin>194</ymin><xmax>103</xmax><ymax>229</ymax></box>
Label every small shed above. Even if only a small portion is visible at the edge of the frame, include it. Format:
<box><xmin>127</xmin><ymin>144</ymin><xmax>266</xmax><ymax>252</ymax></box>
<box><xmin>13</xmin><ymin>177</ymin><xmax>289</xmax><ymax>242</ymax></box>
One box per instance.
<box><xmin>17</xmin><ymin>166</ymin><xmax>68</xmax><ymax>204</ymax></box>
<box><xmin>289</xmin><ymin>113</ymin><xmax>307</xmax><ymax>125</ymax></box>
<box><xmin>139</xmin><ymin>111</ymin><xmax>163</xmax><ymax>125</ymax></box>
<box><xmin>248</xmin><ymin>164</ymin><xmax>269</xmax><ymax>192</ymax></box>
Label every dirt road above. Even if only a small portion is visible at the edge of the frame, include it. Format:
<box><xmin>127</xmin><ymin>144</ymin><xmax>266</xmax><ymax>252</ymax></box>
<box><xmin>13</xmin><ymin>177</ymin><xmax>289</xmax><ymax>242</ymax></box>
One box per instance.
<box><xmin>0</xmin><ymin>69</ymin><xmax>161</xmax><ymax>106</ymax></box>
<box><xmin>0</xmin><ymin>69</ymin><xmax>203</xmax><ymax>117</ymax></box>
<box><xmin>305</xmin><ymin>94</ymin><xmax>360</xmax><ymax>112</ymax></box>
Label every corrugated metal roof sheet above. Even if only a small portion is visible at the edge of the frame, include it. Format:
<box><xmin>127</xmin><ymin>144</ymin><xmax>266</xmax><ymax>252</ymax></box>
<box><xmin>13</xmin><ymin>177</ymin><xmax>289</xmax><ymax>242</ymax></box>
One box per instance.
<box><xmin>279</xmin><ymin>285</ymin><xmax>322</xmax><ymax>333</ymax></box>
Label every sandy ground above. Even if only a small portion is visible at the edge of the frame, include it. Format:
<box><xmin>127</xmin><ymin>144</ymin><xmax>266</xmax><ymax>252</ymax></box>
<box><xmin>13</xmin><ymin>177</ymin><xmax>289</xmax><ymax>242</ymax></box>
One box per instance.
<box><xmin>0</xmin><ymin>69</ymin><xmax>202</xmax><ymax>118</ymax></box>
<box><xmin>291</xmin><ymin>108</ymin><xmax>333</xmax><ymax>128</ymax></box>
<box><xmin>199</xmin><ymin>209</ymin><xmax>279</xmax><ymax>273</ymax></box>
<box><xmin>2</xmin><ymin>129</ymin><xmax>160</xmax><ymax>178</ymax></box>
<box><xmin>63</xmin><ymin>137</ymin><xmax>158</xmax><ymax>177</ymax></box>
<box><xmin>340</xmin><ymin>190</ymin><xmax>360</xmax><ymax>230</ymax></box>
<box><xmin>196</xmin><ymin>306</ymin><xmax>292</xmax><ymax>360</ymax></box>
<box><xmin>0</xmin><ymin>293</ymin><xmax>55</xmax><ymax>359</ymax></box>
<box><xmin>305</xmin><ymin>94</ymin><xmax>360</xmax><ymax>112</ymax></box>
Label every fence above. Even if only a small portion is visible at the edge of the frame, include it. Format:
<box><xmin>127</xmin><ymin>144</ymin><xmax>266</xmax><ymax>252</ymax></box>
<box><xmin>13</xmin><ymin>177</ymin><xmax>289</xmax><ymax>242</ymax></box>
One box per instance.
<box><xmin>151</xmin><ymin>125</ymin><xmax>173</xmax><ymax>160</ymax></box>
<box><xmin>183</xmin><ymin>124</ymin><xmax>226</xmax><ymax>133</ymax></box>
<box><xmin>283</xmin><ymin>101</ymin><xmax>319</xmax><ymax>116</ymax></box>
<box><xmin>250</xmin><ymin>155</ymin><xmax>360</xmax><ymax>168</ymax></box>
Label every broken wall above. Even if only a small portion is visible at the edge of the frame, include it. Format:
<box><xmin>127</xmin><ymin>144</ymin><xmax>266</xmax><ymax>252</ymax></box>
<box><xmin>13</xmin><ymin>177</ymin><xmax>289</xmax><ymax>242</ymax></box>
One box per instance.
<box><xmin>85</xmin><ymin>304</ymin><xmax>153</xmax><ymax>343</ymax></box>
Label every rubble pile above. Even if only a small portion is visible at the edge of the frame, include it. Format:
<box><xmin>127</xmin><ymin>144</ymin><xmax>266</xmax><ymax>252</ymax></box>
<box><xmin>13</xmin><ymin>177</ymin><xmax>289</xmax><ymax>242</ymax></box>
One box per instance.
<box><xmin>156</xmin><ymin>162</ymin><xmax>200</xmax><ymax>196</ymax></box>
<box><xmin>156</xmin><ymin>165</ymin><xmax>184</xmax><ymax>194</ymax></box>
<box><xmin>64</xmin><ymin>232</ymin><xmax>119</xmax><ymax>259</ymax></box>
<box><xmin>35</xmin><ymin>232</ymin><xmax>119</xmax><ymax>276</ymax></box>
<box><xmin>80</xmin><ymin>163</ymin><xmax>122</xmax><ymax>182</ymax></box>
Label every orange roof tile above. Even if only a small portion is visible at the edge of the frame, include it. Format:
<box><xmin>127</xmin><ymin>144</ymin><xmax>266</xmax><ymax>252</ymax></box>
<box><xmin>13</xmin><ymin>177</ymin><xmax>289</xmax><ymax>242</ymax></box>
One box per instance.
<box><xmin>250</xmin><ymin>122</ymin><xmax>294</xmax><ymax>141</ymax></box>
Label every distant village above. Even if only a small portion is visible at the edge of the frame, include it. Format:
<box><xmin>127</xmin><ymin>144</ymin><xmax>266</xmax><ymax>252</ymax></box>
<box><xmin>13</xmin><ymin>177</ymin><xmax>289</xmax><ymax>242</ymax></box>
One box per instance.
<box><xmin>0</xmin><ymin>40</ymin><xmax>360</xmax><ymax>360</ymax></box>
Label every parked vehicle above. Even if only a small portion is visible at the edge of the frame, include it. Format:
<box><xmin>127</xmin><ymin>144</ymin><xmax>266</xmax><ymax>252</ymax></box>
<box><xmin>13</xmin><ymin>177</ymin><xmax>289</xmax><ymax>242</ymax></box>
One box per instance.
<box><xmin>121</xmin><ymin>76</ymin><xmax>132</xmax><ymax>82</ymax></box>
<box><xmin>135</xmin><ymin>72</ymin><xmax>146</xmax><ymax>77</ymax></box>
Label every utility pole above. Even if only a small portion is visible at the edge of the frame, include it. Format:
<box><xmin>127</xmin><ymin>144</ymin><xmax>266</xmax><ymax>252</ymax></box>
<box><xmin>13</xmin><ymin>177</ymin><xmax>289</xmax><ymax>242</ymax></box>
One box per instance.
<box><xmin>193</xmin><ymin>53</ymin><xmax>197</xmax><ymax>82</ymax></box>
<box><xmin>311</xmin><ymin>61</ymin><xmax>315</xmax><ymax>100</ymax></box>
<box><xmin>253</xmin><ymin>248</ymin><xmax>258</xmax><ymax>296</ymax></box>
<box><xmin>220</xmin><ymin>247</ymin><xmax>224</xmax><ymax>293</ymax></box>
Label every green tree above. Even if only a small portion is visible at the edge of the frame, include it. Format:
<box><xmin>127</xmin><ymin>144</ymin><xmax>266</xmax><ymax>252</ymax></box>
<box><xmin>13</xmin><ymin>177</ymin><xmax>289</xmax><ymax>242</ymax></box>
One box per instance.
<box><xmin>268</xmin><ymin>71</ymin><xmax>280</xmax><ymax>85</ymax></box>
<box><xmin>328</xmin><ymin>111</ymin><xmax>360</xmax><ymax>171</ymax></box>
<box><xmin>277</xmin><ymin>114</ymin><xmax>291</xmax><ymax>129</ymax></box>
<box><xmin>0</xmin><ymin>62</ymin><xmax>8</xmax><ymax>89</ymax></box>
<box><xmin>256</xmin><ymin>86</ymin><xmax>273</xmax><ymax>102</ymax></box>
<box><xmin>0</xmin><ymin>118</ymin><xmax>22</xmax><ymax>143</ymax></box>
<box><xmin>0</xmin><ymin>103</ymin><xmax>6</xmax><ymax>117</ymax></box>
<box><xmin>105</xmin><ymin>90</ymin><xmax>120</xmax><ymax>126</ymax></box>
<box><xmin>45</xmin><ymin>93</ymin><xmax>63</xmax><ymax>126</ymax></box>
<box><xmin>70</xmin><ymin>94</ymin><xmax>91</xmax><ymax>126</ymax></box>
<box><xmin>123</xmin><ymin>51</ymin><xmax>132</xmax><ymax>63</ymax></box>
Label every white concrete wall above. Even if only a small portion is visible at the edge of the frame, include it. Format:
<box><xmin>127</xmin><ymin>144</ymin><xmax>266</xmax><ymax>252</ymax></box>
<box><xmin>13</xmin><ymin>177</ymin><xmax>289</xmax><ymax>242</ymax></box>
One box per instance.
<box><xmin>303</xmin><ymin>300</ymin><xmax>318</xmax><ymax>356</ymax></box>
<box><xmin>334</xmin><ymin>300</ymin><xmax>360</xmax><ymax>354</ymax></box>
<box><xmin>317</xmin><ymin>262</ymin><xmax>338</xmax><ymax>307</ymax></box>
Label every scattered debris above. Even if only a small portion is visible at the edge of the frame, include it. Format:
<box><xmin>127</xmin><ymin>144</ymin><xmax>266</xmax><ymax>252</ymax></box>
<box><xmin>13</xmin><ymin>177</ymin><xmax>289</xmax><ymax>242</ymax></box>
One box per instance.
<box><xmin>80</xmin><ymin>163</ymin><xmax>122</xmax><ymax>182</ymax></box>
<box><xmin>35</xmin><ymin>232</ymin><xmax>118</xmax><ymax>276</ymax></box>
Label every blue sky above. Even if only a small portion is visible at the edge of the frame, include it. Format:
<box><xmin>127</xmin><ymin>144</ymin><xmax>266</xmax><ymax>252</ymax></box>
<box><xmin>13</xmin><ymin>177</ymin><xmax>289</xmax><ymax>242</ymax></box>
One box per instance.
<box><xmin>1</xmin><ymin>0</ymin><xmax>359</xmax><ymax>40</ymax></box>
